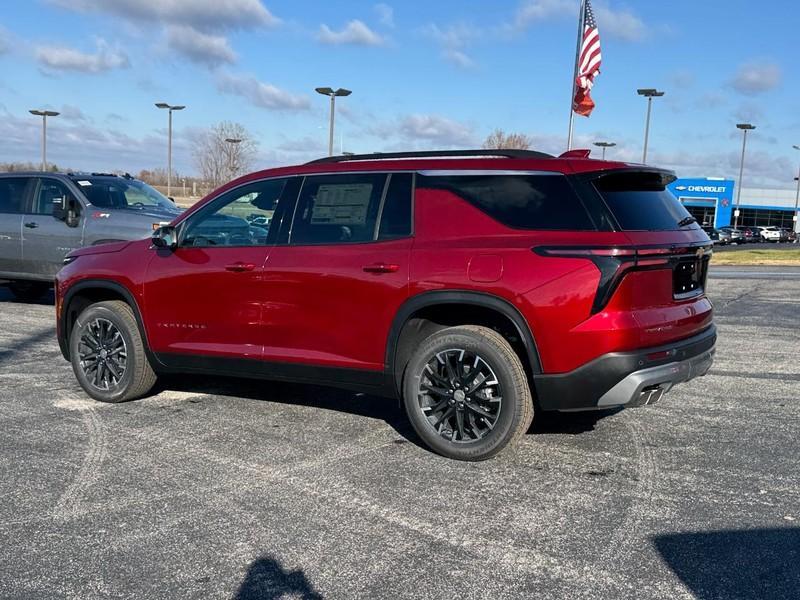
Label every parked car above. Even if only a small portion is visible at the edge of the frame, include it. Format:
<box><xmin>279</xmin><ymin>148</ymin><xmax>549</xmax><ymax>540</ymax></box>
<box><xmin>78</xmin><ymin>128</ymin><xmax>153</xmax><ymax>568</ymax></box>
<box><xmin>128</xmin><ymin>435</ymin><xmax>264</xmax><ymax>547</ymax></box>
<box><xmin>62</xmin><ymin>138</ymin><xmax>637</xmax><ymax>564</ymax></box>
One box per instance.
<box><xmin>701</xmin><ymin>226</ymin><xmax>720</xmax><ymax>244</ymax></box>
<box><xmin>740</xmin><ymin>227</ymin><xmax>761</xmax><ymax>243</ymax></box>
<box><xmin>715</xmin><ymin>228</ymin><xmax>733</xmax><ymax>245</ymax></box>
<box><xmin>759</xmin><ymin>226</ymin><xmax>786</xmax><ymax>242</ymax></box>
<box><xmin>0</xmin><ymin>172</ymin><xmax>182</xmax><ymax>301</ymax></box>
<box><xmin>788</xmin><ymin>229</ymin><xmax>798</xmax><ymax>243</ymax></box>
<box><xmin>718</xmin><ymin>226</ymin><xmax>744</xmax><ymax>244</ymax></box>
<box><xmin>55</xmin><ymin>149</ymin><xmax>716</xmax><ymax>460</ymax></box>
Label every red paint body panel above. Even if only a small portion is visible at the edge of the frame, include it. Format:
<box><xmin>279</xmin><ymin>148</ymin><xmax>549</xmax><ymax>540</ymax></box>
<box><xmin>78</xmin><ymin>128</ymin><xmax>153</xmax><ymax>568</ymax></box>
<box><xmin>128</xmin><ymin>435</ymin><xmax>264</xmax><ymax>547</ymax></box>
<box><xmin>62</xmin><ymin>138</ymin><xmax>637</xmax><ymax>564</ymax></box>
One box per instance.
<box><xmin>56</xmin><ymin>155</ymin><xmax>714</xmax><ymax>389</ymax></box>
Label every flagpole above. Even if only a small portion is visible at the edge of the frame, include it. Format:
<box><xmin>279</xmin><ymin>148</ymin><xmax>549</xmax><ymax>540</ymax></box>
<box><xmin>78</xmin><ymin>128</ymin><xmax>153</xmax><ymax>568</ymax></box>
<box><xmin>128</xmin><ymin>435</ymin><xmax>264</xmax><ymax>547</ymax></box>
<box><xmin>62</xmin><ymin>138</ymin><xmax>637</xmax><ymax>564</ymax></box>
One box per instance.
<box><xmin>567</xmin><ymin>0</ymin><xmax>586</xmax><ymax>150</ymax></box>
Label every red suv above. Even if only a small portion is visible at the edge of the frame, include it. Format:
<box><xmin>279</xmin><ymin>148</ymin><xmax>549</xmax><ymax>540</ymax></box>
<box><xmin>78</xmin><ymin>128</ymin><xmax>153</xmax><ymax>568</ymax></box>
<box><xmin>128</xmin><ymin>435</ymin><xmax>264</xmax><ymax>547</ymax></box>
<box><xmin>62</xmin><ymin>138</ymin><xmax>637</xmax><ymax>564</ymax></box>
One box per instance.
<box><xmin>55</xmin><ymin>150</ymin><xmax>716</xmax><ymax>460</ymax></box>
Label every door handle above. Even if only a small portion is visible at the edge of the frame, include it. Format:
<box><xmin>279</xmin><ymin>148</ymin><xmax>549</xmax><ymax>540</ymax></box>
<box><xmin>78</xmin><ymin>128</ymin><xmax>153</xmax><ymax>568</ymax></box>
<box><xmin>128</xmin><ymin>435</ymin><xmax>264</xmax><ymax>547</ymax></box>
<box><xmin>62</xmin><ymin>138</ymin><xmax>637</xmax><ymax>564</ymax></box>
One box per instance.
<box><xmin>24</xmin><ymin>222</ymin><xmax>39</xmax><ymax>229</ymax></box>
<box><xmin>363</xmin><ymin>263</ymin><xmax>400</xmax><ymax>274</ymax></box>
<box><xmin>225</xmin><ymin>262</ymin><xmax>256</xmax><ymax>272</ymax></box>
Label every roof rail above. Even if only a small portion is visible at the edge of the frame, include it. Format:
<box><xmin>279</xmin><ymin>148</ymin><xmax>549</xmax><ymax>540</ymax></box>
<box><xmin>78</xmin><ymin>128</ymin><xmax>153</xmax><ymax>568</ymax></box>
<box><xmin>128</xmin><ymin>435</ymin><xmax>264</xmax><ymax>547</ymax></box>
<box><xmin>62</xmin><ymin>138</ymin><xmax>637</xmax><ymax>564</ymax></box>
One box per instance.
<box><xmin>305</xmin><ymin>149</ymin><xmax>554</xmax><ymax>165</ymax></box>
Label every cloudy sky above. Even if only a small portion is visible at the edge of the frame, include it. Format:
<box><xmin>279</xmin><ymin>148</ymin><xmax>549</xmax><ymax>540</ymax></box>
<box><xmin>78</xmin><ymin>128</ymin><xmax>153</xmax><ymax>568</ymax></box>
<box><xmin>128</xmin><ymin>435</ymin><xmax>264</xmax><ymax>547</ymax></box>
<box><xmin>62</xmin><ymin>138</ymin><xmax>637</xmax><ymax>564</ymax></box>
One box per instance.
<box><xmin>0</xmin><ymin>0</ymin><xmax>797</xmax><ymax>187</ymax></box>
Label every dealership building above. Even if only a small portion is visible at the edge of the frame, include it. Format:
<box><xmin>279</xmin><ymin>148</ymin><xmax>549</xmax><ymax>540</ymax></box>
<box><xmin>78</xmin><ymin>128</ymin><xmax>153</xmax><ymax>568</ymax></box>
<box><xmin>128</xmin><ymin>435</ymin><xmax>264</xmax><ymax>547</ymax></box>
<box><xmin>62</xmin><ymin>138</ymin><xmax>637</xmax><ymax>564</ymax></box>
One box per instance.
<box><xmin>668</xmin><ymin>177</ymin><xmax>800</xmax><ymax>231</ymax></box>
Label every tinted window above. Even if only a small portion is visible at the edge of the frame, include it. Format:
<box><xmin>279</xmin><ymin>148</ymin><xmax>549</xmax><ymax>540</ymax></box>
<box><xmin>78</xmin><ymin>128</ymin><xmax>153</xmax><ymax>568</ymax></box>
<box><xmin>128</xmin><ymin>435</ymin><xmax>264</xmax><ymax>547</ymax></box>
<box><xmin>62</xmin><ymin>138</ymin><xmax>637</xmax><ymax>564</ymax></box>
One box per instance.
<box><xmin>378</xmin><ymin>173</ymin><xmax>413</xmax><ymax>240</ymax></box>
<box><xmin>34</xmin><ymin>179</ymin><xmax>74</xmax><ymax>215</ymax></box>
<box><xmin>183</xmin><ymin>178</ymin><xmax>290</xmax><ymax>247</ymax></box>
<box><xmin>78</xmin><ymin>178</ymin><xmax>177</xmax><ymax>213</ymax></box>
<box><xmin>0</xmin><ymin>178</ymin><xmax>30</xmax><ymax>214</ymax></box>
<box><xmin>415</xmin><ymin>174</ymin><xmax>594</xmax><ymax>230</ymax></box>
<box><xmin>291</xmin><ymin>173</ymin><xmax>387</xmax><ymax>244</ymax></box>
<box><xmin>595</xmin><ymin>172</ymin><xmax>696</xmax><ymax>231</ymax></box>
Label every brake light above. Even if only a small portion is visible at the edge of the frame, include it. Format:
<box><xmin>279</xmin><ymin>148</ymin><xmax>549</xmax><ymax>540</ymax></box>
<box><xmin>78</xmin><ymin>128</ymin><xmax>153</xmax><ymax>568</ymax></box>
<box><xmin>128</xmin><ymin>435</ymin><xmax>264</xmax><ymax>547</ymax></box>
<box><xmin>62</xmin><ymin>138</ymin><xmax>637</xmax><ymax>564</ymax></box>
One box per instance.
<box><xmin>533</xmin><ymin>245</ymin><xmax>711</xmax><ymax>313</ymax></box>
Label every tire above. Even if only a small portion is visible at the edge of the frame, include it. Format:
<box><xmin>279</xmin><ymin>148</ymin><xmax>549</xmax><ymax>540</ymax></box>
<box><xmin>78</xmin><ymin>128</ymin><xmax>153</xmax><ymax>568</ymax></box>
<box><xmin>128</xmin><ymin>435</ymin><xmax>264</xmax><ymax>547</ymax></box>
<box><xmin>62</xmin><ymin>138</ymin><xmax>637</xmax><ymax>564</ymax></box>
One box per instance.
<box><xmin>402</xmin><ymin>325</ymin><xmax>533</xmax><ymax>461</ymax></box>
<box><xmin>8</xmin><ymin>280</ymin><xmax>50</xmax><ymax>302</ymax></box>
<box><xmin>69</xmin><ymin>300</ymin><xmax>157</xmax><ymax>403</ymax></box>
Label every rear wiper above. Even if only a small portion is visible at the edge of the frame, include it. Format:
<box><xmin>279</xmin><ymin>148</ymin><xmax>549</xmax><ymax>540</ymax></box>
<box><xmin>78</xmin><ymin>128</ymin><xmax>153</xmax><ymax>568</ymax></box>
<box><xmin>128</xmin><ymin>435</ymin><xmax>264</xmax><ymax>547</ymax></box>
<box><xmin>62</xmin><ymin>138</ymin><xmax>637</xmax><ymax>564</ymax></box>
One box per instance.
<box><xmin>677</xmin><ymin>216</ymin><xmax>697</xmax><ymax>227</ymax></box>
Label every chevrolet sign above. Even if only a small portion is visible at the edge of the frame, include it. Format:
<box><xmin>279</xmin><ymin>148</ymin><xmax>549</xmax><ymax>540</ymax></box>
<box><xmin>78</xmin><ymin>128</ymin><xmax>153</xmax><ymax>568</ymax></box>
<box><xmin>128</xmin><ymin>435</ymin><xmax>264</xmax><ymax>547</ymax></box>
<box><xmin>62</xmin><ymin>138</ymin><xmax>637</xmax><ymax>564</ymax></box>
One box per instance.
<box><xmin>675</xmin><ymin>185</ymin><xmax>727</xmax><ymax>193</ymax></box>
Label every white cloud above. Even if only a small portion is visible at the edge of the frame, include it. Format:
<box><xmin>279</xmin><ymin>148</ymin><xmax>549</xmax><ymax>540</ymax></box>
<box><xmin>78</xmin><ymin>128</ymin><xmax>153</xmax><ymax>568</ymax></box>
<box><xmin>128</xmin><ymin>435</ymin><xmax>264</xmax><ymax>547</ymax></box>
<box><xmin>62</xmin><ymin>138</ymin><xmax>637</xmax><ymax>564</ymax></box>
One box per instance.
<box><xmin>511</xmin><ymin>0</ymin><xmax>647</xmax><ymax>41</ymax></box>
<box><xmin>593</xmin><ymin>4</ymin><xmax>647</xmax><ymax>42</ymax></box>
<box><xmin>47</xmin><ymin>0</ymin><xmax>280</xmax><ymax>31</ymax></box>
<box><xmin>166</xmin><ymin>25</ymin><xmax>236</xmax><ymax>67</ymax></box>
<box><xmin>369</xmin><ymin>114</ymin><xmax>477</xmax><ymax>148</ymax></box>
<box><xmin>731</xmin><ymin>61</ymin><xmax>781</xmax><ymax>96</ymax></box>
<box><xmin>60</xmin><ymin>105</ymin><xmax>88</xmax><ymax>122</ymax></box>
<box><xmin>216</xmin><ymin>72</ymin><xmax>311</xmax><ymax>111</ymax></box>
<box><xmin>36</xmin><ymin>39</ymin><xmax>130</xmax><ymax>73</ymax></box>
<box><xmin>443</xmin><ymin>48</ymin><xmax>475</xmax><ymax>69</ymax></box>
<box><xmin>318</xmin><ymin>20</ymin><xmax>385</xmax><ymax>46</ymax></box>
<box><xmin>374</xmin><ymin>3</ymin><xmax>394</xmax><ymax>27</ymax></box>
<box><xmin>422</xmin><ymin>23</ymin><xmax>480</xmax><ymax>69</ymax></box>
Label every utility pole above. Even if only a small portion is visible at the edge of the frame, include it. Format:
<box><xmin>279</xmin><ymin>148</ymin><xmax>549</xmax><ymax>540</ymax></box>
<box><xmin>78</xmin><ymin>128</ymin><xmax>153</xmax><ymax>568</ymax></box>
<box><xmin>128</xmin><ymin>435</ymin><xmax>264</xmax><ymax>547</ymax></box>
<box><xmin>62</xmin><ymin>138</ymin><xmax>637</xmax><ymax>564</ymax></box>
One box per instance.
<box><xmin>315</xmin><ymin>87</ymin><xmax>352</xmax><ymax>156</ymax></box>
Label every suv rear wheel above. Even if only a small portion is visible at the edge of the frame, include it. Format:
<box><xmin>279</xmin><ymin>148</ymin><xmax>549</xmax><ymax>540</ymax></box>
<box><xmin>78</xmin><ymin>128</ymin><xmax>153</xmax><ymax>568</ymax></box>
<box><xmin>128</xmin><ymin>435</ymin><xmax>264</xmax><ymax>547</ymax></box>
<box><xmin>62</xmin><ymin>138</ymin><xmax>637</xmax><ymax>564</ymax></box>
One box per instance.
<box><xmin>8</xmin><ymin>280</ymin><xmax>50</xmax><ymax>302</ymax></box>
<box><xmin>403</xmin><ymin>325</ymin><xmax>533</xmax><ymax>461</ymax></box>
<box><xmin>69</xmin><ymin>300</ymin><xmax>157</xmax><ymax>403</ymax></box>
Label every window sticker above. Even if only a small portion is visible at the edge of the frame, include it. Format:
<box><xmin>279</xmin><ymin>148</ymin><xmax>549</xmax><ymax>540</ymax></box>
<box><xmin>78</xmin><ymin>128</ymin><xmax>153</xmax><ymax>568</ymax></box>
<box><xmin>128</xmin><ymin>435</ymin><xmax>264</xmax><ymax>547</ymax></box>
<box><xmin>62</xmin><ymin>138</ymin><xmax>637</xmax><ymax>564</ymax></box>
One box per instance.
<box><xmin>310</xmin><ymin>183</ymin><xmax>373</xmax><ymax>225</ymax></box>
<box><xmin>77</xmin><ymin>180</ymin><xmax>92</xmax><ymax>186</ymax></box>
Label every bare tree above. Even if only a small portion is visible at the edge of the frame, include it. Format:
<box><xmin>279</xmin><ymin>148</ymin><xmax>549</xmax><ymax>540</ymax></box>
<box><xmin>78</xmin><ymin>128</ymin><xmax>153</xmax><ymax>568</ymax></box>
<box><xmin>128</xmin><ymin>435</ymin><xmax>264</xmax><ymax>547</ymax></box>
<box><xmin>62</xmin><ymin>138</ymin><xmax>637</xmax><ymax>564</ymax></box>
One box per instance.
<box><xmin>482</xmin><ymin>129</ymin><xmax>533</xmax><ymax>150</ymax></box>
<box><xmin>192</xmin><ymin>121</ymin><xmax>259</xmax><ymax>187</ymax></box>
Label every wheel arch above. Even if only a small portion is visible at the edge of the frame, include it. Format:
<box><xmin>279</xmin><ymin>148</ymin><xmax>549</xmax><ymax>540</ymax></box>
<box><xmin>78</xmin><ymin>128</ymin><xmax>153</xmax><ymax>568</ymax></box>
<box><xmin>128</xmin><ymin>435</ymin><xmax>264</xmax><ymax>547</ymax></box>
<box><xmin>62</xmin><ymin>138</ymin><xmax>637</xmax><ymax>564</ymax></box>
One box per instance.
<box><xmin>386</xmin><ymin>290</ymin><xmax>542</xmax><ymax>398</ymax></box>
<box><xmin>60</xmin><ymin>280</ymin><xmax>150</xmax><ymax>361</ymax></box>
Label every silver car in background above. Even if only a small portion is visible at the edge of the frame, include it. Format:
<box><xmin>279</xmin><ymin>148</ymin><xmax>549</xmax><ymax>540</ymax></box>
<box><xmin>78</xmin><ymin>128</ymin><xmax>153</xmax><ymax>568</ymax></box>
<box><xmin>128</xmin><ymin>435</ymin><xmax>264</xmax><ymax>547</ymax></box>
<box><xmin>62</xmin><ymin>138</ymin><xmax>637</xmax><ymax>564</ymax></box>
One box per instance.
<box><xmin>0</xmin><ymin>172</ymin><xmax>181</xmax><ymax>301</ymax></box>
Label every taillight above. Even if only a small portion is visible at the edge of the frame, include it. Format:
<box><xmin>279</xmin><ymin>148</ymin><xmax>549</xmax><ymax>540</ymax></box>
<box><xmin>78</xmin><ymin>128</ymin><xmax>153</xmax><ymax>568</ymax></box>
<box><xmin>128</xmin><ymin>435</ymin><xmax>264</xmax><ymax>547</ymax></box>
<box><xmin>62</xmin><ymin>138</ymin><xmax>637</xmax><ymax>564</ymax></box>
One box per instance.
<box><xmin>534</xmin><ymin>245</ymin><xmax>709</xmax><ymax>313</ymax></box>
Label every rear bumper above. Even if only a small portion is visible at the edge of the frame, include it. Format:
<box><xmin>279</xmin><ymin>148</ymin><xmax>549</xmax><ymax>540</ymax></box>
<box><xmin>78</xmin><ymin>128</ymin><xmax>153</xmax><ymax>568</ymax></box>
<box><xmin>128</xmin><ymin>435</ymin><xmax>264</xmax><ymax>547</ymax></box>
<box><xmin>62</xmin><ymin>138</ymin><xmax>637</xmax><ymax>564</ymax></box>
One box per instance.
<box><xmin>533</xmin><ymin>325</ymin><xmax>716</xmax><ymax>411</ymax></box>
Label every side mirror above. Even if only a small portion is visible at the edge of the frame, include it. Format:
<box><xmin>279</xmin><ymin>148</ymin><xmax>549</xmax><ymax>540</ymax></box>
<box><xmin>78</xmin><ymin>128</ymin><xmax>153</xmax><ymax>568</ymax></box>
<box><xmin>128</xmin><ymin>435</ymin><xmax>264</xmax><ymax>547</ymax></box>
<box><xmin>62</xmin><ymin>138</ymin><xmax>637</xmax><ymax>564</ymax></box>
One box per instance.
<box><xmin>52</xmin><ymin>196</ymin><xmax>67</xmax><ymax>221</ymax></box>
<box><xmin>168</xmin><ymin>196</ymin><xmax>176</xmax><ymax>204</ymax></box>
<box><xmin>152</xmin><ymin>225</ymin><xmax>178</xmax><ymax>249</ymax></box>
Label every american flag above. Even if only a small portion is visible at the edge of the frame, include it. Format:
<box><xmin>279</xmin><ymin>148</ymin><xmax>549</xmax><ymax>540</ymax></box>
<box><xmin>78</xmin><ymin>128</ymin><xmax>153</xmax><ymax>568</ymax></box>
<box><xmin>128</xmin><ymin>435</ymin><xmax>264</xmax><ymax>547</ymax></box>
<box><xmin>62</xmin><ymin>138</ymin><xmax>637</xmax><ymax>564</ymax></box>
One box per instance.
<box><xmin>573</xmin><ymin>0</ymin><xmax>602</xmax><ymax>117</ymax></box>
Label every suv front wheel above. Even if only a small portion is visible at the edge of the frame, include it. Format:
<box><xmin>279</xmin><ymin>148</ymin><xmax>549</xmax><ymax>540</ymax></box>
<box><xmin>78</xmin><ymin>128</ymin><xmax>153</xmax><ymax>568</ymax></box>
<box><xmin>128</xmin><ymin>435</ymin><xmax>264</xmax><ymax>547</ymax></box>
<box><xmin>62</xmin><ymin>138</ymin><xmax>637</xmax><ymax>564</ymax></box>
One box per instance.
<box><xmin>69</xmin><ymin>300</ymin><xmax>157</xmax><ymax>403</ymax></box>
<box><xmin>403</xmin><ymin>326</ymin><xmax>533</xmax><ymax>461</ymax></box>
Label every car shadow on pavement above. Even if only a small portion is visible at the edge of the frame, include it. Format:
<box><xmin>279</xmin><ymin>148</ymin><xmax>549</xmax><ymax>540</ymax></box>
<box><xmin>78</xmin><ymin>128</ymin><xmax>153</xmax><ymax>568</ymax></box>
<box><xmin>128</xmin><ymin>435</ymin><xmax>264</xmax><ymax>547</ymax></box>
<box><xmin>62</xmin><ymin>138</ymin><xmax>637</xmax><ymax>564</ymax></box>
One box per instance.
<box><xmin>0</xmin><ymin>285</ymin><xmax>54</xmax><ymax>306</ymax></box>
<box><xmin>235</xmin><ymin>555</ymin><xmax>323</xmax><ymax>600</ymax></box>
<box><xmin>0</xmin><ymin>327</ymin><xmax>56</xmax><ymax>366</ymax></box>
<box><xmin>652</xmin><ymin>527</ymin><xmax>800</xmax><ymax>599</ymax></box>
<box><xmin>156</xmin><ymin>374</ymin><xmax>616</xmax><ymax>448</ymax></box>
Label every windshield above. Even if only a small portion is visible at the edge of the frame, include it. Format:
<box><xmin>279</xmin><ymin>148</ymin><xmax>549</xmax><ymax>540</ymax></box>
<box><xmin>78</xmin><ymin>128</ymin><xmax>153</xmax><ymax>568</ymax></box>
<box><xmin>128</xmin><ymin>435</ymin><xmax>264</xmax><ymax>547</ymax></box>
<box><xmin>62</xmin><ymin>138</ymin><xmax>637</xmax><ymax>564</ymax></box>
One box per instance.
<box><xmin>74</xmin><ymin>177</ymin><xmax>177</xmax><ymax>212</ymax></box>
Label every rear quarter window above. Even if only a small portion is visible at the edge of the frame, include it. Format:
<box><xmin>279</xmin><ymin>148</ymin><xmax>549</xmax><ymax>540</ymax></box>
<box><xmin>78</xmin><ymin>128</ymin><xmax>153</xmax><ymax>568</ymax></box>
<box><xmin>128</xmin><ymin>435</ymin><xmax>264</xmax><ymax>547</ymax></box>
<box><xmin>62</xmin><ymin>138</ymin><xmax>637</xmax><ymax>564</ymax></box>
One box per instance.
<box><xmin>594</xmin><ymin>171</ymin><xmax>697</xmax><ymax>231</ymax></box>
<box><xmin>415</xmin><ymin>173</ymin><xmax>595</xmax><ymax>230</ymax></box>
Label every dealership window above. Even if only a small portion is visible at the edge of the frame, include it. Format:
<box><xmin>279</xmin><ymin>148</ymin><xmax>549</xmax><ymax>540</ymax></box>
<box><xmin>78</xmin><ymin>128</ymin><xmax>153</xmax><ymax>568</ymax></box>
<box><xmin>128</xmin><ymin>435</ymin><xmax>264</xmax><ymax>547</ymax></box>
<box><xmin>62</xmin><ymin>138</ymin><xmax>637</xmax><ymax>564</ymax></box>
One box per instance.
<box><xmin>290</xmin><ymin>173</ymin><xmax>387</xmax><ymax>244</ymax></box>
<box><xmin>736</xmin><ymin>208</ymin><xmax>796</xmax><ymax>229</ymax></box>
<box><xmin>682</xmin><ymin>205</ymin><xmax>716</xmax><ymax>227</ymax></box>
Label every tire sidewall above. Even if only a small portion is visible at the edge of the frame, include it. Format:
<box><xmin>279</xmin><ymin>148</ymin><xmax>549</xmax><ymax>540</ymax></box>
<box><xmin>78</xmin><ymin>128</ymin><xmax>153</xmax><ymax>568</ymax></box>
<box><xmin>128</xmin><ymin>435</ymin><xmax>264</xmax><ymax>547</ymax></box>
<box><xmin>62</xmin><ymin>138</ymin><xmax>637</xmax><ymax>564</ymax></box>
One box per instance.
<box><xmin>403</xmin><ymin>329</ymin><xmax>523</xmax><ymax>460</ymax></box>
<box><xmin>69</xmin><ymin>304</ymin><xmax>138</xmax><ymax>403</ymax></box>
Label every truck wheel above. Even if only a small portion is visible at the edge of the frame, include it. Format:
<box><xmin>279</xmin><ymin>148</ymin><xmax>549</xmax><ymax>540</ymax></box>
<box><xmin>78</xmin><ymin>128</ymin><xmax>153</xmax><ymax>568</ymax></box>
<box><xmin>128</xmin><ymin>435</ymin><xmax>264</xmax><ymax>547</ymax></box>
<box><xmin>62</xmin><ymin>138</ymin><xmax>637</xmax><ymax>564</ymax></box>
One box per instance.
<box><xmin>69</xmin><ymin>300</ymin><xmax>157</xmax><ymax>403</ymax></box>
<box><xmin>8</xmin><ymin>281</ymin><xmax>50</xmax><ymax>302</ymax></box>
<box><xmin>402</xmin><ymin>325</ymin><xmax>533</xmax><ymax>461</ymax></box>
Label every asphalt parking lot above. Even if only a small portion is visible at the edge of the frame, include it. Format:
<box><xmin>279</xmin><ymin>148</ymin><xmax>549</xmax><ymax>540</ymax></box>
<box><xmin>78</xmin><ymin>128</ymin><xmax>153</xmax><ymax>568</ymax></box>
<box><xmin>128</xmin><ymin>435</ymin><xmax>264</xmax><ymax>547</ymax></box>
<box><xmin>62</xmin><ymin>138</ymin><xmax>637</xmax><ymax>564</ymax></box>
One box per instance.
<box><xmin>1</xmin><ymin>269</ymin><xmax>798</xmax><ymax>599</ymax></box>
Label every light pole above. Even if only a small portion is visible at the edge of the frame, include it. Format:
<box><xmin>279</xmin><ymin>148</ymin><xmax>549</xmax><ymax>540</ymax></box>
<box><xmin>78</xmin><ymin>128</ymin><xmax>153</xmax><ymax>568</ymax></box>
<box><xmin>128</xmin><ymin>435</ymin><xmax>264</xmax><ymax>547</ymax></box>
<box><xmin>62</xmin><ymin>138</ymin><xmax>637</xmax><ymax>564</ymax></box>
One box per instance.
<box><xmin>225</xmin><ymin>137</ymin><xmax>242</xmax><ymax>180</ymax></box>
<box><xmin>593</xmin><ymin>141</ymin><xmax>616</xmax><ymax>160</ymax></box>
<box><xmin>315</xmin><ymin>87</ymin><xmax>351</xmax><ymax>156</ymax></box>
<box><xmin>733</xmin><ymin>123</ymin><xmax>756</xmax><ymax>230</ymax></box>
<box><xmin>792</xmin><ymin>145</ymin><xmax>800</xmax><ymax>238</ymax></box>
<box><xmin>29</xmin><ymin>109</ymin><xmax>60</xmax><ymax>171</ymax></box>
<box><xmin>155</xmin><ymin>102</ymin><xmax>185</xmax><ymax>197</ymax></box>
<box><xmin>637</xmin><ymin>89</ymin><xmax>664</xmax><ymax>164</ymax></box>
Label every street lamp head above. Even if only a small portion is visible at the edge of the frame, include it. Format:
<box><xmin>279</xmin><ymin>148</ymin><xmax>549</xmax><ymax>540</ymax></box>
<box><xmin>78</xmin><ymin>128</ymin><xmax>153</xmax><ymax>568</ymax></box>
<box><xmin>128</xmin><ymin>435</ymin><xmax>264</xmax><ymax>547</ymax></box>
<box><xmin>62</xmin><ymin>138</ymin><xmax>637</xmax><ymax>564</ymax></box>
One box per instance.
<box><xmin>315</xmin><ymin>87</ymin><xmax>335</xmax><ymax>96</ymax></box>
<box><xmin>736</xmin><ymin>123</ymin><xmax>756</xmax><ymax>130</ymax></box>
<box><xmin>793</xmin><ymin>145</ymin><xmax>800</xmax><ymax>151</ymax></box>
<box><xmin>155</xmin><ymin>103</ymin><xmax>185</xmax><ymax>111</ymax></box>
<box><xmin>29</xmin><ymin>109</ymin><xmax>60</xmax><ymax>117</ymax></box>
<box><xmin>637</xmin><ymin>88</ymin><xmax>664</xmax><ymax>97</ymax></box>
<box><xmin>172</xmin><ymin>105</ymin><xmax>186</xmax><ymax>111</ymax></box>
<box><xmin>593</xmin><ymin>141</ymin><xmax>616</xmax><ymax>148</ymax></box>
<box><xmin>225</xmin><ymin>138</ymin><xmax>243</xmax><ymax>144</ymax></box>
<box><xmin>334</xmin><ymin>88</ymin><xmax>352</xmax><ymax>97</ymax></box>
<box><xmin>155</xmin><ymin>103</ymin><xmax>170</xmax><ymax>109</ymax></box>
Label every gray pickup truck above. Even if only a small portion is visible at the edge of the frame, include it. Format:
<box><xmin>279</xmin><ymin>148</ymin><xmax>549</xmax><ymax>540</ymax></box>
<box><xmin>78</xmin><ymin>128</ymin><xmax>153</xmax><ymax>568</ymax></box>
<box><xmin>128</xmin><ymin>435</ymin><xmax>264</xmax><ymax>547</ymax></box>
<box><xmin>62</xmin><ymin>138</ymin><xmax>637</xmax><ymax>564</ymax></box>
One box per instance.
<box><xmin>0</xmin><ymin>172</ymin><xmax>181</xmax><ymax>300</ymax></box>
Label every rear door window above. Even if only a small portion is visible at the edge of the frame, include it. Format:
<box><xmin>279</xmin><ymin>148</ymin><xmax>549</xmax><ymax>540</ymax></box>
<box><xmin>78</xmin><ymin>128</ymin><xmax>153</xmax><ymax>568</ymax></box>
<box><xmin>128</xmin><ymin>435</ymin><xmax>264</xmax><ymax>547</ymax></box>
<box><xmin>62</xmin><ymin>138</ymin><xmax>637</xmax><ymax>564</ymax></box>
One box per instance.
<box><xmin>290</xmin><ymin>173</ymin><xmax>387</xmax><ymax>244</ymax></box>
<box><xmin>33</xmin><ymin>179</ymin><xmax>75</xmax><ymax>215</ymax></box>
<box><xmin>0</xmin><ymin>178</ymin><xmax>31</xmax><ymax>214</ymax></box>
<box><xmin>415</xmin><ymin>173</ymin><xmax>595</xmax><ymax>230</ymax></box>
<box><xmin>594</xmin><ymin>171</ymin><xmax>696</xmax><ymax>231</ymax></box>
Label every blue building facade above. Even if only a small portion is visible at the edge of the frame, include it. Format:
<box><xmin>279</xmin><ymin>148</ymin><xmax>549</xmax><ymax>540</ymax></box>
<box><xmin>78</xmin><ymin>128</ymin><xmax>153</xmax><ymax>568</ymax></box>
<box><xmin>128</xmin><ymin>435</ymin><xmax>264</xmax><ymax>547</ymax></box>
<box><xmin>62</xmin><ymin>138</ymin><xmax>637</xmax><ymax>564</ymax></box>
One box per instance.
<box><xmin>667</xmin><ymin>178</ymin><xmax>734</xmax><ymax>228</ymax></box>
